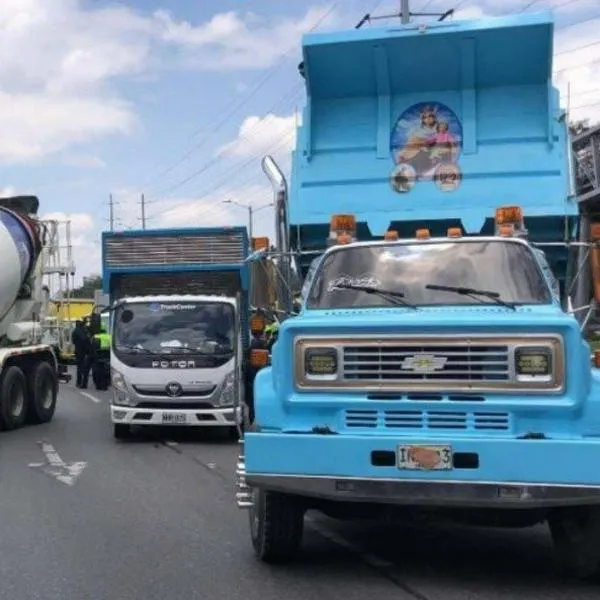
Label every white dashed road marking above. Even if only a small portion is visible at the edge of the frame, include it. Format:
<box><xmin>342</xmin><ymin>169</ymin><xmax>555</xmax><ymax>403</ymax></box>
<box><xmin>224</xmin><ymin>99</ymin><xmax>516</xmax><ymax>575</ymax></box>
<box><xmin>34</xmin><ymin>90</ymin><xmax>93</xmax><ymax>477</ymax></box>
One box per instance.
<box><xmin>79</xmin><ymin>391</ymin><xmax>102</xmax><ymax>404</ymax></box>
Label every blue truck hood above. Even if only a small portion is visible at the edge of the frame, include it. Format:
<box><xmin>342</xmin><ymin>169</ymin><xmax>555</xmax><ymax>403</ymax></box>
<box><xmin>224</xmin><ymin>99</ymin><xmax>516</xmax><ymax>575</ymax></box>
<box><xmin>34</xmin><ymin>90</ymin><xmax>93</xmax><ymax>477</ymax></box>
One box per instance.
<box><xmin>291</xmin><ymin>304</ymin><xmax>573</xmax><ymax>330</ymax></box>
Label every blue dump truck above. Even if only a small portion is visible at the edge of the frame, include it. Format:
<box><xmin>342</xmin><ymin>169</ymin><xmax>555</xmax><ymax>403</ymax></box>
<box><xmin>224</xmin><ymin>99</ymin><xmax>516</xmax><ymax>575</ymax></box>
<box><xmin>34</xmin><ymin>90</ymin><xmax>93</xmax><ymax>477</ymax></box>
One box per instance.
<box><xmin>102</xmin><ymin>226</ymin><xmax>249</xmax><ymax>439</ymax></box>
<box><xmin>235</xmin><ymin>11</ymin><xmax>600</xmax><ymax>579</ymax></box>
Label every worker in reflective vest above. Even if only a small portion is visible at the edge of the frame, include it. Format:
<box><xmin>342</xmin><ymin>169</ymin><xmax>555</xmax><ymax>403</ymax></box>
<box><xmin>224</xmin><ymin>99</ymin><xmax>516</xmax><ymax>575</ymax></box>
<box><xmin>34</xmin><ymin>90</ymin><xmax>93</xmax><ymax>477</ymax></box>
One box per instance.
<box><xmin>93</xmin><ymin>330</ymin><xmax>111</xmax><ymax>350</ymax></box>
<box><xmin>90</xmin><ymin>328</ymin><xmax>111</xmax><ymax>390</ymax></box>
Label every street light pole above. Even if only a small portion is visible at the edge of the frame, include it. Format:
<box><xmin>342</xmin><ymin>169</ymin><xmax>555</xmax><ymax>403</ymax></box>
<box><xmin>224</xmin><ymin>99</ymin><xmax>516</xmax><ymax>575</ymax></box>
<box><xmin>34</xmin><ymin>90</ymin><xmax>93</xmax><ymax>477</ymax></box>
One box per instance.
<box><xmin>223</xmin><ymin>199</ymin><xmax>272</xmax><ymax>242</ymax></box>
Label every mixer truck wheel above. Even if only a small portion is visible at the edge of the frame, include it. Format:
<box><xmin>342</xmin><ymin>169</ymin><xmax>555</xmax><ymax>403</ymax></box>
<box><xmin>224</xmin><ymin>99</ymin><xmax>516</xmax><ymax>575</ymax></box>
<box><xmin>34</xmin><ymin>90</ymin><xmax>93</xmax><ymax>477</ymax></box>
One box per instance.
<box><xmin>249</xmin><ymin>488</ymin><xmax>305</xmax><ymax>563</ymax></box>
<box><xmin>27</xmin><ymin>361</ymin><xmax>58</xmax><ymax>424</ymax></box>
<box><xmin>0</xmin><ymin>366</ymin><xmax>27</xmax><ymax>430</ymax></box>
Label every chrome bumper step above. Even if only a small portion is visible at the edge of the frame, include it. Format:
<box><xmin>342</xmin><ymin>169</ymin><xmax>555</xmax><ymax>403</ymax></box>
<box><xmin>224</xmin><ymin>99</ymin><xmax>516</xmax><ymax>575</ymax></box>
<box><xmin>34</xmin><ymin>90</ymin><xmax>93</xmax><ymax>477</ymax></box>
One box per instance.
<box><xmin>235</xmin><ymin>439</ymin><xmax>253</xmax><ymax>508</ymax></box>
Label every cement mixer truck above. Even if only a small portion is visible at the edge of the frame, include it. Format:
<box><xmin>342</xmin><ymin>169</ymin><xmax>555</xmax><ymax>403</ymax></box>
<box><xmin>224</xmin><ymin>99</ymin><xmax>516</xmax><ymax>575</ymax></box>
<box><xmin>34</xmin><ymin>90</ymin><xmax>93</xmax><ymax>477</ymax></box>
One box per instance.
<box><xmin>0</xmin><ymin>195</ymin><xmax>60</xmax><ymax>431</ymax></box>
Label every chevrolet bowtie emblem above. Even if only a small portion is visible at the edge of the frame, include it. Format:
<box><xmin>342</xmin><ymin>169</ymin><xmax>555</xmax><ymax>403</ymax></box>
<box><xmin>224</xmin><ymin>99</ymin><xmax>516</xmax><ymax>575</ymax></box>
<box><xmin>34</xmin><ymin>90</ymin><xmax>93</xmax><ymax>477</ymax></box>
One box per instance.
<box><xmin>401</xmin><ymin>354</ymin><xmax>447</xmax><ymax>373</ymax></box>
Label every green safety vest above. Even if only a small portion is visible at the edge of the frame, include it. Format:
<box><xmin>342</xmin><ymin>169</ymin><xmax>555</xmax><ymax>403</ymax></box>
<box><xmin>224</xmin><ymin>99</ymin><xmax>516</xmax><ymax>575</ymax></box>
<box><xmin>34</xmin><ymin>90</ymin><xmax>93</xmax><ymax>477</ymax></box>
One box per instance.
<box><xmin>94</xmin><ymin>333</ymin><xmax>111</xmax><ymax>350</ymax></box>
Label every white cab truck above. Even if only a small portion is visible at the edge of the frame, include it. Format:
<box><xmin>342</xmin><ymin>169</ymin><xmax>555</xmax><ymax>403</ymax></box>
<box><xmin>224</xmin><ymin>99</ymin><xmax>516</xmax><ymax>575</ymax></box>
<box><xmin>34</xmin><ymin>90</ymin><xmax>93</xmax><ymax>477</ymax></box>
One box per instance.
<box><xmin>101</xmin><ymin>225</ymin><xmax>251</xmax><ymax>440</ymax></box>
<box><xmin>109</xmin><ymin>294</ymin><xmax>242</xmax><ymax>439</ymax></box>
<box><xmin>0</xmin><ymin>195</ymin><xmax>63</xmax><ymax>430</ymax></box>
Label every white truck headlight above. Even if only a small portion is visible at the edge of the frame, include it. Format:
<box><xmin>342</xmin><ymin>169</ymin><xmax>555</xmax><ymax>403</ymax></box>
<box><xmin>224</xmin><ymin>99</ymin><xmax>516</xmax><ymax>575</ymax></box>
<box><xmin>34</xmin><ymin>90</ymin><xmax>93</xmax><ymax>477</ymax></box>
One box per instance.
<box><xmin>218</xmin><ymin>372</ymin><xmax>235</xmax><ymax>407</ymax></box>
<box><xmin>111</xmin><ymin>370</ymin><xmax>134</xmax><ymax>406</ymax></box>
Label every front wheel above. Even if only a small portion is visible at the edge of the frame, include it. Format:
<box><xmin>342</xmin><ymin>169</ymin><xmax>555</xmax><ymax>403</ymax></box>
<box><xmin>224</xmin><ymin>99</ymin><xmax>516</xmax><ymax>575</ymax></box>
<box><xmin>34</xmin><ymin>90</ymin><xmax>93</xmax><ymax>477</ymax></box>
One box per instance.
<box><xmin>249</xmin><ymin>488</ymin><xmax>304</xmax><ymax>563</ymax></box>
<box><xmin>549</xmin><ymin>507</ymin><xmax>600</xmax><ymax>580</ymax></box>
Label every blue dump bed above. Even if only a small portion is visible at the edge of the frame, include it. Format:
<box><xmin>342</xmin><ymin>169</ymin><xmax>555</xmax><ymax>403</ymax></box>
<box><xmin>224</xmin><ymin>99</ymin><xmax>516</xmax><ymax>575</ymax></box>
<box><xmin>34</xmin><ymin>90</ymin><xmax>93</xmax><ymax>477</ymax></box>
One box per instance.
<box><xmin>290</xmin><ymin>11</ymin><xmax>577</xmax><ymax>285</ymax></box>
<box><xmin>101</xmin><ymin>226</ymin><xmax>250</xmax><ymax>344</ymax></box>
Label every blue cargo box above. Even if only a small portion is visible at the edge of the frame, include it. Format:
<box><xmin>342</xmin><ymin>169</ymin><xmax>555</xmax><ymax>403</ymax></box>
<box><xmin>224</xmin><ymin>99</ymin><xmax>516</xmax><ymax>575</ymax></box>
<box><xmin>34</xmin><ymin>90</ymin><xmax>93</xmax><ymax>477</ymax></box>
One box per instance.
<box><xmin>290</xmin><ymin>11</ymin><xmax>577</xmax><ymax>278</ymax></box>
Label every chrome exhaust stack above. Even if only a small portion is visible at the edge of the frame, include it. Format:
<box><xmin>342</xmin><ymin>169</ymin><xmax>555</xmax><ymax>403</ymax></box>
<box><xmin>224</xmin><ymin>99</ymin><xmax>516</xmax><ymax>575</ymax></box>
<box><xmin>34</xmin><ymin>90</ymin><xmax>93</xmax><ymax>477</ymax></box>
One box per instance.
<box><xmin>262</xmin><ymin>155</ymin><xmax>289</xmax><ymax>258</ymax></box>
<box><xmin>261</xmin><ymin>155</ymin><xmax>293</xmax><ymax>315</ymax></box>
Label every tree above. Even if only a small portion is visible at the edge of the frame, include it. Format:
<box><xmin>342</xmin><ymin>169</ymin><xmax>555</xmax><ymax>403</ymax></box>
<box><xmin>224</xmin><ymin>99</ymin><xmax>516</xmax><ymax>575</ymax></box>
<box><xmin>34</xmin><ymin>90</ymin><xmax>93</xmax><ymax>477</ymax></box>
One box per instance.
<box><xmin>71</xmin><ymin>275</ymin><xmax>102</xmax><ymax>299</ymax></box>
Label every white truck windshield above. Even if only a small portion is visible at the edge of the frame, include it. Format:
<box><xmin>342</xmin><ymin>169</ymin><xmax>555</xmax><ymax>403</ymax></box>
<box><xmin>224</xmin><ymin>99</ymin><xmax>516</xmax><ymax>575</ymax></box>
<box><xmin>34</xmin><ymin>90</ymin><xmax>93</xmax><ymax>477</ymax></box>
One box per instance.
<box><xmin>114</xmin><ymin>301</ymin><xmax>234</xmax><ymax>356</ymax></box>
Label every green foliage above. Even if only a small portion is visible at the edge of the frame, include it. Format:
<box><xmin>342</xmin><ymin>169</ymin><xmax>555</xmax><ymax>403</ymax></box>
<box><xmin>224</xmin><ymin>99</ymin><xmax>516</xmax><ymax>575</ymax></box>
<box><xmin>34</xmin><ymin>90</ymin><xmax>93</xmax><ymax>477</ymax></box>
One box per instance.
<box><xmin>71</xmin><ymin>275</ymin><xmax>102</xmax><ymax>299</ymax></box>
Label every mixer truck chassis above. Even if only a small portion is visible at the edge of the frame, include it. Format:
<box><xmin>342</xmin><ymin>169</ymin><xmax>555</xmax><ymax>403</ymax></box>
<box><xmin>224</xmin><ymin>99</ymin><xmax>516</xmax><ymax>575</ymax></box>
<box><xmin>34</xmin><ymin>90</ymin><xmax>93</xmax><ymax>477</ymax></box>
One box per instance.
<box><xmin>0</xmin><ymin>345</ymin><xmax>59</xmax><ymax>431</ymax></box>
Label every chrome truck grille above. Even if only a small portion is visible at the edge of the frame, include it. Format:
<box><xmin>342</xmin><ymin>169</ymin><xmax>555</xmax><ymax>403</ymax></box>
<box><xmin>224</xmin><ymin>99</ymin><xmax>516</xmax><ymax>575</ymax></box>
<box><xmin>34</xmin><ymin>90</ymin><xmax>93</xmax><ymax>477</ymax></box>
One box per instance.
<box><xmin>343</xmin><ymin>343</ymin><xmax>509</xmax><ymax>382</ymax></box>
<box><xmin>295</xmin><ymin>336</ymin><xmax>565</xmax><ymax>393</ymax></box>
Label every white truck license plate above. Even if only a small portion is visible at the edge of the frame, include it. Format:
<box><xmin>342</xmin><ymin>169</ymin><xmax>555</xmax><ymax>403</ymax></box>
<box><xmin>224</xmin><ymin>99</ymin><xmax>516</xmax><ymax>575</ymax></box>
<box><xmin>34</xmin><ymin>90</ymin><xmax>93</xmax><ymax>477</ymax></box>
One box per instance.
<box><xmin>162</xmin><ymin>412</ymin><xmax>187</xmax><ymax>424</ymax></box>
<box><xmin>397</xmin><ymin>444</ymin><xmax>453</xmax><ymax>470</ymax></box>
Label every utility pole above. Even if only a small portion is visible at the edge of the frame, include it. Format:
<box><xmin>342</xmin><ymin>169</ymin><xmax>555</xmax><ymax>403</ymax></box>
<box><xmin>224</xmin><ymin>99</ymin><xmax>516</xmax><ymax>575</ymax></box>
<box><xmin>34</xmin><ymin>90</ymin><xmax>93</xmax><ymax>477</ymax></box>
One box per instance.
<box><xmin>109</xmin><ymin>193</ymin><xmax>114</xmax><ymax>231</ymax></box>
<box><xmin>247</xmin><ymin>205</ymin><xmax>253</xmax><ymax>240</ymax></box>
<box><xmin>400</xmin><ymin>0</ymin><xmax>410</xmax><ymax>23</ymax></box>
<box><xmin>140</xmin><ymin>193</ymin><xmax>146</xmax><ymax>230</ymax></box>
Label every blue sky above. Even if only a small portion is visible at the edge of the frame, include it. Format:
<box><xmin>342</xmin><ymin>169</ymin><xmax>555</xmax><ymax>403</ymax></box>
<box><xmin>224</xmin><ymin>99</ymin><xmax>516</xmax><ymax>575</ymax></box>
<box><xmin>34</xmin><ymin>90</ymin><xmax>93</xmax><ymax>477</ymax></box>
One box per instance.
<box><xmin>1</xmin><ymin>0</ymin><xmax>599</xmax><ymax>284</ymax></box>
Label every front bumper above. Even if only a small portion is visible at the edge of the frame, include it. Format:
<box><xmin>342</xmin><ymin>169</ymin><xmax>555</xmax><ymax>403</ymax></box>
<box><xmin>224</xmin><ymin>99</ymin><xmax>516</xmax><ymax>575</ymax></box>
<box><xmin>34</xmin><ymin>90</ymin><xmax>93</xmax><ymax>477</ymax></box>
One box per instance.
<box><xmin>111</xmin><ymin>405</ymin><xmax>240</xmax><ymax>427</ymax></box>
<box><xmin>238</xmin><ymin>433</ymin><xmax>600</xmax><ymax>509</ymax></box>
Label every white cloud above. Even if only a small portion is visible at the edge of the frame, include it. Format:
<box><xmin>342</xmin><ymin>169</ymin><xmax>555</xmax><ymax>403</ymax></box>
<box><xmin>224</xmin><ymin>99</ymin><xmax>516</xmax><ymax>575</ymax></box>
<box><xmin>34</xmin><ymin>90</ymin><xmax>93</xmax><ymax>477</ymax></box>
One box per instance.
<box><xmin>0</xmin><ymin>186</ymin><xmax>17</xmax><ymax>197</ymax></box>
<box><xmin>0</xmin><ymin>1</ymin><xmax>335</xmax><ymax>165</ymax></box>
<box><xmin>0</xmin><ymin>92</ymin><xmax>132</xmax><ymax>163</ymax></box>
<box><xmin>217</xmin><ymin>113</ymin><xmax>297</xmax><ymax>162</ymax></box>
<box><xmin>0</xmin><ymin>0</ymin><xmax>145</xmax><ymax>164</ymax></box>
<box><xmin>154</xmin><ymin>5</ymin><xmax>341</xmax><ymax>70</ymax></box>
<box><xmin>41</xmin><ymin>211</ymin><xmax>95</xmax><ymax>233</ymax></box>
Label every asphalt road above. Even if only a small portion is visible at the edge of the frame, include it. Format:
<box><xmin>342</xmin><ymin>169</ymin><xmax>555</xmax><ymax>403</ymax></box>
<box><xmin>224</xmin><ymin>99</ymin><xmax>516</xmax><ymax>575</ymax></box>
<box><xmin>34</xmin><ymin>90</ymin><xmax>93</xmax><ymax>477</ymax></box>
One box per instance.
<box><xmin>0</xmin><ymin>381</ymin><xmax>597</xmax><ymax>599</ymax></box>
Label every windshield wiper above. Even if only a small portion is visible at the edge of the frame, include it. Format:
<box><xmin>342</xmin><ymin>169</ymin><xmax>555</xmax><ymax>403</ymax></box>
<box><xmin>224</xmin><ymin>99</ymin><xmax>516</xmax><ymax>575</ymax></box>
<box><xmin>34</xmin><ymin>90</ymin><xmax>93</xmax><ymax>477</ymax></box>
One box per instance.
<box><xmin>425</xmin><ymin>284</ymin><xmax>516</xmax><ymax>310</ymax></box>
<box><xmin>334</xmin><ymin>283</ymin><xmax>417</xmax><ymax>309</ymax></box>
<box><xmin>116</xmin><ymin>345</ymin><xmax>161</xmax><ymax>355</ymax></box>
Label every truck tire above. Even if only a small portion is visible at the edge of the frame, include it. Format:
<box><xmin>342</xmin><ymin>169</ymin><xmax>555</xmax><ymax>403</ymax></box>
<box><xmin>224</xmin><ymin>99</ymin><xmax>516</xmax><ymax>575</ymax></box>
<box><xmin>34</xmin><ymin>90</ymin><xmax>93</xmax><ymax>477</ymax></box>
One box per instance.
<box><xmin>114</xmin><ymin>424</ymin><xmax>131</xmax><ymax>440</ymax></box>
<box><xmin>249</xmin><ymin>488</ymin><xmax>304</xmax><ymax>563</ymax></box>
<box><xmin>549</xmin><ymin>507</ymin><xmax>600</xmax><ymax>580</ymax></box>
<box><xmin>27</xmin><ymin>361</ymin><xmax>58</xmax><ymax>424</ymax></box>
<box><xmin>0</xmin><ymin>366</ymin><xmax>27</xmax><ymax>430</ymax></box>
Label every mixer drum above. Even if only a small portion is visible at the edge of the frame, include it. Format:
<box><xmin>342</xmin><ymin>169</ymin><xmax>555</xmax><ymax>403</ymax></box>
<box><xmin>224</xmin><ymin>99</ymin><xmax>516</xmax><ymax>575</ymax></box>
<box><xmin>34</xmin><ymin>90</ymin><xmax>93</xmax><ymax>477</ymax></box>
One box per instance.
<box><xmin>0</xmin><ymin>208</ymin><xmax>39</xmax><ymax>321</ymax></box>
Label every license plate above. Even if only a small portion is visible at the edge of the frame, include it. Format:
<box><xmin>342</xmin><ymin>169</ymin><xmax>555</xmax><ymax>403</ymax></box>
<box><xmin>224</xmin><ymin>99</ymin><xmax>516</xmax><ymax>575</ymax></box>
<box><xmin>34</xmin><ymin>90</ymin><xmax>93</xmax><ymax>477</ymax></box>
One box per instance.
<box><xmin>162</xmin><ymin>412</ymin><xmax>187</xmax><ymax>424</ymax></box>
<box><xmin>397</xmin><ymin>445</ymin><xmax>453</xmax><ymax>470</ymax></box>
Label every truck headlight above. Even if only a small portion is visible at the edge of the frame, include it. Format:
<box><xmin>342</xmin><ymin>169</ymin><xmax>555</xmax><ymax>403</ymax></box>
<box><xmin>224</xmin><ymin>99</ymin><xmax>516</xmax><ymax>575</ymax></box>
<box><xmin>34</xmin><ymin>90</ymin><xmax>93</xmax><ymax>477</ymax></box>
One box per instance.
<box><xmin>514</xmin><ymin>346</ymin><xmax>553</xmax><ymax>382</ymax></box>
<box><xmin>111</xmin><ymin>370</ymin><xmax>127</xmax><ymax>392</ymax></box>
<box><xmin>304</xmin><ymin>347</ymin><xmax>339</xmax><ymax>380</ymax></box>
<box><xmin>111</xmin><ymin>370</ymin><xmax>134</xmax><ymax>406</ymax></box>
<box><xmin>218</xmin><ymin>372</ymin><xmax>235</xmax><ymax>407</ymax></box>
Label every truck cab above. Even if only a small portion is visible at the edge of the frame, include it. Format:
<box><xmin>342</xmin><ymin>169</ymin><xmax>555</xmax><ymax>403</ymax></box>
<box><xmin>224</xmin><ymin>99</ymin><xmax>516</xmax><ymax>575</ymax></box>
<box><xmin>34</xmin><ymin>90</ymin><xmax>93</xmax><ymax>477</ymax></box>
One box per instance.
<box><xmin>239</xmin><ymin>211</ymin><xmax>600</xmax><ymax>578</ymax></box>
<box><xmin>110</xmin><ymin>294</ymin><xmax>241</xmax><ymax>439</ymax></box>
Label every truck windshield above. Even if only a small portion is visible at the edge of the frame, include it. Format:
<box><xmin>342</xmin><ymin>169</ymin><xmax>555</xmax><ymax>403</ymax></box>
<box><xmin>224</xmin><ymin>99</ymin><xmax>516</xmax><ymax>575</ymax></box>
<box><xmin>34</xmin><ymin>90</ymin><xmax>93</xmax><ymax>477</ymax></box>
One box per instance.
<box><xmin>307</xmin><ymin>240</ymin><xmax>551</xmax><ymax>309</ymax></box>
<box><xmin>113</xmin><ymin>301</ymin><xmax>235</xmax><ymax>355</ymax></box>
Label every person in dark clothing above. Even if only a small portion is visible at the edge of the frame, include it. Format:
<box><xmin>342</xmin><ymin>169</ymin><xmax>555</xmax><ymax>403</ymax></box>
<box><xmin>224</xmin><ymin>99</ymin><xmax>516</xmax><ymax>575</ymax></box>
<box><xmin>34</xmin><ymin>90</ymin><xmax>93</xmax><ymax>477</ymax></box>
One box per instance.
<box><xmin>71</xmin><ymin>320</ymin><xmax>92</xmax><ymax>388</ymax></box>
<box><xmin>244</xmin><ymin>332</ymin><xmax>268</xmax><ymax>425</ymax></box>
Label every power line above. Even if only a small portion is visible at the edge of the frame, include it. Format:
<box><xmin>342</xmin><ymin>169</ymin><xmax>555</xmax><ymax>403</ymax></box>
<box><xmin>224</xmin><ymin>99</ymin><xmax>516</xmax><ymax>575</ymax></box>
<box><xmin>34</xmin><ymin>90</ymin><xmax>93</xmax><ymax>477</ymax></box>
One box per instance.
<box><xmin>519</xmin><ymin>0</ymin><xmax>544</xmax><ymax>12</ymax></box>
<box><xmin>138</xmin><ymin>3</ymin><xmax>338</xmax><ymax>195</ymax></box>
<box><xmin>145</xmin><ymin>83</ymin><xmax>302</xmax><ymax>202</ymax></box>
